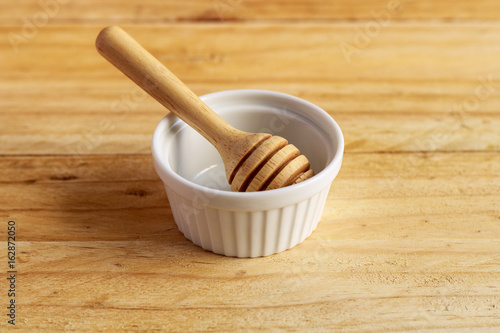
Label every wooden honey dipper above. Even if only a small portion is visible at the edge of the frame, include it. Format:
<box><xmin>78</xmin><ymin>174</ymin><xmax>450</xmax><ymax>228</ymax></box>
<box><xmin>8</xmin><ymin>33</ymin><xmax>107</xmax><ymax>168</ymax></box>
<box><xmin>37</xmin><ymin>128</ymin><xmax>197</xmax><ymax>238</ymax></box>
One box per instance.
<box><xmin>96</xmin><ymin>26</ymin><xmax>314</xmax><ymax>191</ymax></box>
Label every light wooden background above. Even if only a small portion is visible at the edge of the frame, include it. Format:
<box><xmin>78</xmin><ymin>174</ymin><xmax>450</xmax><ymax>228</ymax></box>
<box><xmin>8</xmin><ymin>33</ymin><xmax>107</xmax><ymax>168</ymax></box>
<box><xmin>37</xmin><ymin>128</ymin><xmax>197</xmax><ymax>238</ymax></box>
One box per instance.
<box><xmin>1</xmin><ymin>0</ymin><xmax>500</xmax><ymax>331</ymax></box>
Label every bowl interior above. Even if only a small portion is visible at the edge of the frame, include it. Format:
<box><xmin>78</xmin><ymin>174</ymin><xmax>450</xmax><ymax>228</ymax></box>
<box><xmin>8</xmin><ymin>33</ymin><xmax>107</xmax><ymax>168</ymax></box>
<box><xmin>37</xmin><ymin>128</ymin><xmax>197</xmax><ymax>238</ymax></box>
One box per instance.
<box><xmin>162</xmin><ymin>92</ymin><xmax>339</xmax><ymax>192</ymax></box>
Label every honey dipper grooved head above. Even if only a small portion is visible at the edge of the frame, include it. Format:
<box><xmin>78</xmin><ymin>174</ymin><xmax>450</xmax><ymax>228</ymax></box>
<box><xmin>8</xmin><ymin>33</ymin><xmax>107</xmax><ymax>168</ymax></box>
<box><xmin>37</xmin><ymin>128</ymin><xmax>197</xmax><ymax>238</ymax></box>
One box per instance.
<box><xmin>95</xmin><ymin>26</ymin><xmax>315</xmax><ymax>193</ymax></box>
<box><xmin>230</xmin><ymin>135</ymin><xmax>315</xmax><ymax>192</ymax></box>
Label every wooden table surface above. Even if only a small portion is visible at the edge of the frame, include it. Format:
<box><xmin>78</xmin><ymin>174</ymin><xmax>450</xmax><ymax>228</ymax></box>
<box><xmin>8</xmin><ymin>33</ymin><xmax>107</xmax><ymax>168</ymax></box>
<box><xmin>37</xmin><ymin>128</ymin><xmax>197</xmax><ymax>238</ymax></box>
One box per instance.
<box><xmin>2</xmin><ymin>0</ymin><xmax>500</xmax><ymax>331</ymax></box>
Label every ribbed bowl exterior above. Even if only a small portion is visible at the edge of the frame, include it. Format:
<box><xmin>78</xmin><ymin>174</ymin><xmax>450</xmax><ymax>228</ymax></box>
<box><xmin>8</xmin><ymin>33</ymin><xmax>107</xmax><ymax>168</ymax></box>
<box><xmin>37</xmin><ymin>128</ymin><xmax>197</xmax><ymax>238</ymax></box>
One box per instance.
<box><xmin>165</xmin><ymin>185</ymin><xmax>330</xmax><ymax>257</ymax></box>
<box><xmin>152</xmin><ymin>90</ymin><xmax>344</xmax><ymax>258</ymax></box>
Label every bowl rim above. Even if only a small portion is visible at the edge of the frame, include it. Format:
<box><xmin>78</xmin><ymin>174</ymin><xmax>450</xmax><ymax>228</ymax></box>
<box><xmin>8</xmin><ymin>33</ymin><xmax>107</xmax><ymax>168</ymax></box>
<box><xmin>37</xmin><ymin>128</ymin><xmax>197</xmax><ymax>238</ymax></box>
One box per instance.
<box><xmin>151</xmin><ymin>89</ymin><xmax>344</xmax><ymax>210</ymax></box>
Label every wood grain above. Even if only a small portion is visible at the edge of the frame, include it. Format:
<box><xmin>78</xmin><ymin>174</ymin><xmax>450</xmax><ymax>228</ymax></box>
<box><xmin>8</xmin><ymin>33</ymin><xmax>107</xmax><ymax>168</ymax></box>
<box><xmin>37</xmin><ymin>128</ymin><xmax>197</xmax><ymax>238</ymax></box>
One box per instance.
<box><xmin>1</xmin><ymin>0</ymin><xmax>500</xmax><ymax>331</ymax></box>
<box><xmin>2</xmin><ymin>153</ymin><xmax>500</xmax><ymax>330</ymax></box>
<box><xmin>1</xmin><ymin>153</ymin><xmax>498</xmax><ymax>241</ymax></box>
<box><xmin>1</xmin><ymin>112</ymin><xmax>499</xmax><ymax>155</ymax></box>
<box><xmin>13</xmin><ymin>240</ymin><xmax>500</xmax><ymax>331</ymax></box>
<box><xmin>2</xmin><ymin>0</ymin><xmax>500</xmax><ymax>22</ymax></box>
<box><xmin>2</xmin><ymin>25</ymin><xmax>500</xmax><ymax>155</ymax></box>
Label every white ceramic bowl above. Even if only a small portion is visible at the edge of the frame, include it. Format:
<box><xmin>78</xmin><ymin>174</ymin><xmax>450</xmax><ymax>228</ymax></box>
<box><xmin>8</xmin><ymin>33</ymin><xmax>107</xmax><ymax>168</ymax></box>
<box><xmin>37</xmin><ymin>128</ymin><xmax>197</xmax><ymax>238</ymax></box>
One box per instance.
<box><xmin>152</xmin><ymin>90</ymin><xmax>344</xmax><ymax>257</ymax></box>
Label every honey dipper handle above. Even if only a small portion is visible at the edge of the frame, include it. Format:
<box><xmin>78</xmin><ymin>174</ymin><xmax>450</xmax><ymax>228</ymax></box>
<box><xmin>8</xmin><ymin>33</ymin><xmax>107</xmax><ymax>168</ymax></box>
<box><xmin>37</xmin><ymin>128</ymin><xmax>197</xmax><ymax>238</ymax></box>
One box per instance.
<box><xmin>96</xmin><ymin>25</ymin><xmax>239</xmax><ymax>147</ymax></box>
